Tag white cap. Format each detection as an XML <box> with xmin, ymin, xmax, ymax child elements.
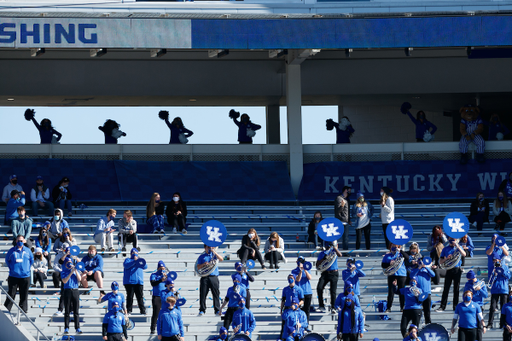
<box><xmin>35</xmin><ymin>247</ymin><xmax>43</xmax><ymax>254</ymax></box>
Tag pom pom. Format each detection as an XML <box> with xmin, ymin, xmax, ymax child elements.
<box><xmin>158</xmin><ymin>110</ymin><xmax>169</xmax><ymax>120</ymax></box>
<box><xmin>229</xmin><ymin>109</ymin><xmax>240</xmax><ymax>119</ymax></box>
<box><xmin>400</xmin><ymin>102</ymin><xmax>412</xmax><ymax>114</ymax></box>
<box><xmin>246</xmin><ymin>128</ymin><xmax>256</xmax><ymax>138</ymax></box>
<box><xmin>179</xmin><ymin>133</ymin><xmax>189</xmax><ymax>144</ymax></box>
<box><xmin>423</xmin><ymin>131</ymin><xmax>433</xmax><ymax>142</ymax></box>
<box><xmin>24</xmin><ymin>109</ymin><xmax>35</xmax><ymax>121</ymax></box>
<box><xmin>326</xmin><ymin>119</ymin><xmax>335</xmax><ymax>131</ymax></box>
<box><xmin>497</xmin><ymin>132</ymin><xmax>504</xmax><ymax>141</ymax></box>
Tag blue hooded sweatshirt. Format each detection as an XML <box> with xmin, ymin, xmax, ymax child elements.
<box><xmin>6</xmin><ymin>245</ymin><xmax>34</xmax><ymax>278</ymax></box>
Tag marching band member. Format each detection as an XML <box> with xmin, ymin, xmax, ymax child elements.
<box><xmin>437</xmin><ymin>237</ymin><xmax>466</xmax><ymax>312</ymax></box>
<box><xmin>231</xmin><ymin>298</ymin><xmax>256</xmax><ymax>338</ymax></box>
<box><xmin>160</xmin><ymin>278</ymin><xmax>180</xmax><ymax>312</ymax></box>
<box><xmin>409</xmin><ymin>258</ymin><xmax>435</xmax><ymax>324</ymax></box>
<box><xmin>464</xmin><ymin>270</ymin><xmax>488</xmax><ymax>341</ymax></box>
<box><xmin>150</xmin><ymin>261</ymin><xmax>168</xmax><ymax>334</ymax></box>
<box><xmin>336</xmin><ymin>294</ymin><xmax>364</xmax><ymax>341</ymax></box>
<box><xmin>157</xmin><ymin>296</ymin><xmax>185</xmax><ymax>341</ymax></box>
<box><xmin>282</xmin><ymin>297</ymin><xmax>308</xmax><ymax>341</ymax></box>
<box><xmin>234</xmin><ymin>262</ymin><xmax>254</xmax><ymax>309</ymax></box>
<box><xmin>216</xmin><ymin>327</ymin><xmax>228</xmax><ymax>341</ymax></box>
<box><xmin>123</xmin><ymin>248</ymin><xmax>147</xmax><ymax>316</ymax></box>
<box><xmin>487</xmin><ymin>254</ymin><xmax>511</xmax><ymax>328</ymax></box>
<box><xmin>398</xmin><ymin>277</ymin><xmax>423</xmax><ymax>337</ymax></box>
<box><xmin>402</xmin><ymin>324</ymin><xmax>422</xmax><ymax>341</ymax></box>
<box><xmin>219</xmin><ymin>274</ymin><xmax>248</xmax><ymax>329</ymax></box>
<box><xmin>102</xmin><ymin>301</ymin><xmax>127</xmax><ymax>341</ymax></box>
<box><xmin>317</xmin><ymin>240</ymin><xmax>342</xmax><ymax>313</ymax></box>
<box><xmin>342</xmin><ymin>258</ymin><xmax>366</xmax><ymax>301</ymax></box>
<box><xmin>292</xmin><ymin>256</ymin><xmax>313</xmax><ymax>321</ymax></box>
<box><xmin>198</xmin><ymin>244</ymin><xmax>224</xmax><ymax>316</ymax></box>
<box><xmin>500</xmin><ymin>289</ymin><xmax>512</xmax><ymax>341</ymax></box>
<box><xmin>99</xmin><ymin>281</ymin><xmax>127</xmax><ymax>315</ymax></box>
<box><xmin>335</xmin><ymin>282</ymin><xmax>361</xmax><ymax>310</ymax></box>
<box><xmin>486</xmin><ymin>234</ymin><xmax>510</xmax><ymax>280</ymax></box>
<box><xmin>61</xmin><ymin>257</ymin><xmax>82</xmax><ymax>334</ymax></box>
<box><xmin>280</xmin><ymin>273</ymin><xmax>304</xmax><ymax>338</ymax></box>
<box><xmin>381</xmin><ymin>243</ymin><xmax>409</xmax><ymax>312</ymax></box>
<box><xmin>451</xmin><ymin>290</ymin><xmax>486</xmax><ymax>341</ymax></box>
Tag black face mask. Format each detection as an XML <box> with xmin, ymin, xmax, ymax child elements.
<box><xmin>11</xmin><ymin>180</ymin><xmax>17</xmax><ymax>185</ymax></box>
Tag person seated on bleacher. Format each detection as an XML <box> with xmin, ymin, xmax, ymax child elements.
<box><xmin>30</xmin><ymin>175</ymin><xmax>55</xmax><ymax>217</ymax></box>
<box><xmin>291</xmin><ymin>256</ymin><xmax>313</xmax><ymax>321</ymax></box>
<box><xmin>80</xmin><ymin>245</ymin><xmax>105</xmax><ymax>289</ymax></box>
<box><xmin>5</xmin><ymin>189</ymin><xmax>26</xmax><ymax>226</ymax></box>
<box><xmin>4</xmin><ymin>235</ymin><xmax>33</xmax><ymax>313</ymax></box>
<box><xmin>460</xmin><ymin>234</ymin><xmax>475</xmax><ymax>268</ymax></box>
<box><xmin>219</xmin><ymin>274</ymin><xmax>248</xmax><ymax>329</ymax></box>
<box><xmin>264</xmin><ymin>231</ymin><xmax>286</xmax><ymax>269</ymax></box>
<box><xmin>150</xmin><ymin>261</ymin><xmax>168</xmax><ymax>334</ymax></box>
<box><xmin>485</xmin><ymin>234</ymin><xmax>510</xmax><ymax>281</ymax></box>
<box><xmin>95</xmin><ymin>209</ymin><xmax>117</xmax><ymax>252</ymax></box>
<box><xmin>53</xmin><ymin>227</ymin><xmax>77</xmax><ymax>253</ymax></box>
<box><xmin>52</xmin><ymin>177</ymin><xmax>73</xmax><ymax>217</ymax></box>
<box><xmin>334</xmin><ymin>282</ymin><xmax>361</xmax><ymax>310</ymax></box>
<box><xmin>234</xmin><ymin>262</ymin><xmax>255</xmax><ymax>309</ymax></box>
<box><xmin>11</xmin><ymin>206</ymin><xmax>33</xmax><ymax>249</ymax></box>
<box><xmin>157</xmin><ymin>296</ymin><xmax>185</xmax><ymax>341</ymax></box>
<box><xmin>231</xmin><ymin>298</ymin><xmax>256</xmax><ymax>338</ymax></box>
<box><xmin>48</xmin><ymin>208</ymin><xmax>70</xmax><ymax>242</ymax></box>
<box><xmin>2</xmin><ymin>174</ymin><xmax>23</xmax><ymax>204</ymax></box>
<box><xmin>493</xmin><ymin>191</ymin><xmax>512</xmax><ymax>233</ymax></box>
<box><xmin>426</xmin><ymin>225</ymin><xmax>448</xmax><ymax>268</ymax></box>
<box><xmin>237</xmin><ymin>228</ymin><xmax>266</xmax><ymax>270</ymax></box>
<box><xmin>147</xmin><ymin>192</ymin><xmax>165</xmax><ymax>234</ymax></box>
<box><xmin>118</xmin><ymin>210</ymin><xmax>139</xmax><ymax>255</ymax></box>
<box><xmin>307</xmin><ymin>211</ymin><xmax>323</xmax><ymax>249</ymax></box>
<box><xmin>216</xmin><ymin>327</ymin><xmax>228</xmax><ymax>341</ymax></box>
<box><xmin>60</xmin><ymin>257</ymin><xmax>83</xmax><ymax>334</ymax></box>
<box><xmin>165</xmin><ymin>192</ymin><xmax>188</xmax><ymax>234</ymax></box>
<box><xmin>123</xmin><ymin>248</ymin><xmax>147</xmax><ymax>315</ymax></box>
<box><xmin>31</xmin><ymin>247</ymin><xmax>48</xmax><ymax>289</ymax></box>
<box><xmin>102</xmin><ymin>301</ymin><xmax>128</xmax><ymax>341</ymax></box>
<box><xmin>469</xmin><ymin>192</ymin><xmax>490</xmax><ymax>235</ymax></box>
<box><xmin>336</xmin><ymin>294</ymin><xmax>364</xmax><ymax>341</ymax></box>
<box><xmin>282</xmin><ymin>297</ymin><xmax>308</xmax><ymax>341</ymax></box>
<box><xmin>36</xmin><ymin>223</ymin><xmax>52</xmax><ymax>266</ymax></box>
<box><xmin>99</xmin><ymin>281</ymin><xmax>128</xmax><ymax>316</ymax></box>
<box><xmin>342</xmin><ymin>258</ymin><xmax>366</xmax><ymax>302</ymax></box>
<box><xmin>402</xmin><ymin>324</ymin><xmax>422</xmax><ymax>341</ymax></box>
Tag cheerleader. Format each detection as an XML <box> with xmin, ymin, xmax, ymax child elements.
<box><xmin>158</xmin><ymin>111</ymin><xmax>194</xmax><ymax>144</ymax></box>
<box><xmin>336</xmin><ymin>295</ymin><xmax>364</xmax><ymax>341</ymax></box>
<box><xmin>451</xmin><ymin>290</ymin><xmax>486</xmax><ymax>341</ymax></box>
<box><xmin>229</xmin><ymin>110</ymin><xmax>261</xmax><ymax>144</ymax></box>
<box><xmin>25</xmin><ymin>109</ymin><xmax>62</xmax><ymax>144</ymax></box>
<box><xmin>326</xmin><ymin>117</ymin><xmax>355</xmax><ymax>144</ymax></box>
<box><xmin>99</xmin><ymin>119</ymin><xmax>126</xmax><ymax>144</ymax></box>
<box><xmin>381</xmin><ymin>243</ymin><xmax>409</xmax><ymax>312</ymax></box>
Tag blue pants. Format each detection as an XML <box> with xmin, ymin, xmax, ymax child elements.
<box><xmin>147</xmin><ymin>214</ymin><xmax>165</xmax><ymax>232</ymax></box>
<box><xmin>56</xmin><ymin>200</ymin><xmax>72</xmax><ymax>214</ymax></box>
<box><xmin>459</xmin><ymin>135</ymin><xmax>485</xmax><ymax>154</ymax></box>
<box><xmin>32</xmin><ymin>201</ymin><xmax>55</xmax><ymax>216</ymax></box>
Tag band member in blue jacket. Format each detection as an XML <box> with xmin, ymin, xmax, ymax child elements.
<box><xmin>160</xmin><ymin>278</ymin><xmax>180</xmax><ymax>312</ymax></box>
<box><xmin>451</xmin><ymin>290</ymin><xmax>486</xmax><ymax>341</ymax></box>
<box><xmin>282</xmin><ymin>297</ymin><xmax>308</xmax><ymax>341</ymax></box>
<box><xmin>437</xmin><ymin>237</ymin><xmax>466</xmax><ymax>312</ymax></box>
<box><xmin>219</xmin><ymin>274</ymin><xmax>248</xmax><ymax>329</ymax></box>
<box><xmin>464</xmin><ymin>270</ymin><xmax>488</xmax><ymax>341</ymax></box>
<box><xmin>292</xmin><ymin>256</ymin><xmax>313</xmax><ymax>321</ymax></box>
<box><xmin>123</xmin><ymin>248</ymin><xmax>147</xmax><ymax>315</ymax></box>
<box><xmin>402</xmin><ymin>324</ymin><xmax>422</xmax><ymax>341</ymax></box>
<box><xmin>157</xmin><ymin>296</ymin><xmax>185</xmax><ymax>341</ymax></box>
<box><xmin>342</xmin><ymin>258</ymin><xmax>366</xmax><ymax>300</ymax></box>
<box><xmin>397</xmin><ymin>277</ymin><xmax>423</xmax><ymax>337</ymax></box>
<box><xmin>216</xmin><ymin>327</ymin><xmax>228</xmax><ymax>341</ymax></box>
<box><xmin>61</xmin><ymin>257</ymin><xmax>83</xmax><ymax>334</ymax></box>
<box><xmin>500</xmin><ymin>290</ymin><xmax>512</xmax><ymax>341</ymax></box>
<box><xmin>198</xmin><ymin>244</ymin><xmax>224</xmax><ymax>316</ymax></box>
<box><xmin>337</xmin><ymin>294</ymin><xmax>364</xmax><ymax>341</ymax></box>
<box><xmin>487</xmin><ymin>254</ymin><xmax>511</xmax><ymax>328</ymax></box>
<box><xmin>99</xmin><ymin>281</ymin><xmax>127</xmax><ymax>315</ymax></box>
<box><xmin>4</xmin><ymin>235</ymin><xmax>34</xmax><ymax>313</ymax></box>
<box><xmin>382</xmin><ymin>243</ymin><xmax>409</xmax><ymax>312</ymax></box>
<box><xmin>102</xmin><ymin>301</ymin><xmax>127</xmax><ymax>341</ymax></box>
<box><xmin>335</xmin><ymin>282</ymin><xmax>361</xmax><ymax>310</ymax></box>
<box><xmin>409</xmin><ymin>258</ymin><xmax>435</xmax><ymax>324</ymax></box>
<box><xmin>150</xmin><ymin>261</ymin><xmax>168</xmax><ymax>334</ymax></box>
<box><xmin>231</xmin><ymin>298</ymin><xmax>256</xmax><ymax>337</ymax></box>
<box><xmin>317</xmin><ymin>240</ymin><xmax>342</xmax><ymax>314</ymax></box>
<box><xmin>234</xmin><ymin>262</ymin><xmax>254</xmax><ymax>308</ymax></box>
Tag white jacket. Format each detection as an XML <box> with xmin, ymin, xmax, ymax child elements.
<box><xmin>264</xmin><ymin>236</ymin><xmax>286</xmax><ymax>263</ymax></box>
<box><xmin>380</xmin><ymin>197</ymin><xmax>395</xmax><ymax>224</ymax></box>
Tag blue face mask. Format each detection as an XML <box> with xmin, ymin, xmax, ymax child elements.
<box><xmin>131</xmin><ymin>253</ymin><xmax>138</xmax><ymax>259</ymax></box>
<box><xmin>155</xmin><ymin>200</ymin><xmax>160</xmax><ymax>203</ymax></box>
<box><xmin>464</xmin><ymin>295</ymin><xmax>471</xmax><ymax>303</ymax></box>
<box><xmin>16</xmin><ymin>241</ymin><xmax>24</xmax><ymax>247</ymax></box>
<box><xmin>238</xmin><ymin>302</ymin><xmax>245</xmax><ymax>308</ymax></box>
<box><xmin>391</xmin><ymin>247</ymin><xmax>397</xmax><ymax>252</ymax></box>
<box><xmin>42</xmin><ymin>233</ymin><xmax>47</xmax><ymax>238</ymax></box>
<box><xmin>411</xmin><ymin>281</ymin><xmax>417</xmax><ymax>287</ymax></box>
<box><xmin>288</xmin><ymin>277</ymin><xmax>295</xmax><ymax>285</ymax></box>
<box><xmin>220</xmin><ymin>334</ymin><xmax>228</xmax><ymax>340</ymax></box>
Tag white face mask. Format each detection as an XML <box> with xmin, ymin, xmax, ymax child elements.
<box><xmin>173</xmin><ymin>197</ymin><xmax>179</xmax><ymax>202</ymax></box>
<box><xmin>248</xmin><ymin>233</ymin><xmax>255</xmax><ymax>239</ymax></box>
<box><xmin>380</xmin><ymin>192</ymin><xmax>384</xmax><ymax>196</ymax></box>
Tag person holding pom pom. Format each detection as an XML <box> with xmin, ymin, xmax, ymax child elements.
<box><xmin>25</xmin><ymin>109</ymin><xmax>62</xmax><ymax>144</ymax></box>
<box><xmin>159</xmin><ymin>111</ymin><xmax>194</xmax><ymax>144</ymax></box>
<box><xmin>326</xmin><ymin>117</ymin><xmax>355</xmax><ymax>144</ymax></box>
<box><xmin>400</xmin><ymin>103</ymin><xmax>437</xmax><ymax>142</ymax></box>
<box><xmin>486</xmin><ymin>113</ymin><xmax>509</xmax><ymax>141</ymax></box>
<box><xmin>99</xmin><ymin>119</ymin><xmax>126</xmax><ymax>144</ymax></box>
<box><xmin>229</xmin><ymin>109</ymin><xmax>261</xmax><ymax>144</ymax></box>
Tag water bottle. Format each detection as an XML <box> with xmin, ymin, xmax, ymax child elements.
<box><xmin>296</xmin><ymin>233</ymin><xmax>299</xmax><ymax>242</ymax></box>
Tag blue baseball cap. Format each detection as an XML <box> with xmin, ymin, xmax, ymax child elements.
<box><xmin>220</xmin><ymin>327</ymin><xmax>228</xmax><ymax>334</ymax></box>
<box><xmin>111</xmin><ymin>281</ymin><xmax>119</xmax><ymax>291</ymax></box>
<box><xmin>466</xmin><ymin>270</ymin><xmax>476</xmax><ymax>280</ymax></box>
<box><xmin>158</xmin><ymin>261</ymin><xmax>166</xmax><ymax>268</ymax></box>
<box><xmin>232</xmin><ymin>274</ymin><xmax>242</xmax><ymax>283</ymax></box>
<box><xmin>165</xmin><ymin>278</ymin><xmax>174</xmax><ymax>285</ymax></box>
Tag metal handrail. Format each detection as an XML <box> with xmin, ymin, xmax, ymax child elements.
<box><xmin>0</xmin><ymin>285</ymin><xmax>52</xmax><ymax>341</ymax></box>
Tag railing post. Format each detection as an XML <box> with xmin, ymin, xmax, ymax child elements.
<box><xmin>401</xmin><ymin>142</ymin><xmax>404</xmax><ymax>160</ymax></box>
<box><xmin>120</xmin><ymin>144</ymin><xmax>123</xmax><ymax>160</ymax></box>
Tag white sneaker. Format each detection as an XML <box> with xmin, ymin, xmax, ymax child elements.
<box><xmin>182</xmin><ymin>230</ymin><xmax>187</xmax><ymax>234</ymax></box>
<box><xmin>160</xmin><ymin>230</ymin><xmax>165</xmax><ymax>234</ymax></box>
<box><xmin>173</xmin><ymin>228</ymin><xmax>177</xmax><ymax>234</ymax></box>
<box><xmin>432</xmin><ymin>287</ymin><xmax>442</xmax><ymax>293</ymax></box>
<box><xmin>54</xmin><ymin>311</ymin><xmax>63</xmax><ymax>316</ymax></box>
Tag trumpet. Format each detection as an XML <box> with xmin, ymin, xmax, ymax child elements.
<box><xmin>473</xmin><ymin>279</ymin><xmax>486</xmax><ymax>291</ymax></box>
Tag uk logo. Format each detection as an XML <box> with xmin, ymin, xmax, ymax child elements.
<box><xmin>392</xmin><ymin>225</ymin><xmax>409</xmax><ymax>239</ymax></box>
<box><xmin>423</xmin><ymin>332</ymin><xmax>441</xmax><ymax>341</ymax></box>
<box><xmin>321</xmin><ymin>223</ymin><xmax>340</xmax><ymax>237</ymax></box>
<box><xmin>448</xmin><ymin>218</ymin><xmax>465</xmax><ymax>233</ymax></box>
<box><xmin>206</xmin><ymin>226</ymin><xmax>223</xmax><ymax>242</ymax></box>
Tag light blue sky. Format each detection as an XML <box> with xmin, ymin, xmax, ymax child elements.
<box><xmin>1</xmin><ymin>106</ymin><xmax>339</xmax><ymax>144</ymax></box>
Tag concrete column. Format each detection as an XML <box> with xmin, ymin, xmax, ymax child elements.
<box><xmin>266</xmin><ymin>105</ymin><xmax>281</xmax><ymax>144</ymax></box>
<box><xmin>286</xmin><ymin>63</ymin><xmax>303</xmax><ymax>197</ymax></box>
<box><xmin>338</xmin><ymin>105</ymin><xmax>344</xmax><ymax>122</ymax></box>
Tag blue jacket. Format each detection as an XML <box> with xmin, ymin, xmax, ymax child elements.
<box><xmin>101</xmin><ymin>292</ymin><xmax>126</xmax><ymax>312</ymax></box>
<box><xmin>337</xmin><ymin>307</ymin><xmax>364</xmax><ymax>334</ymax></box>
<box><xmin>35</xmin><ymin>238</ymin><xmax>52</xmax><ymax>254</ymax></box>
<box><xmin>406</xmin><ymin>112</ymin><xmax>437</xmax><ymax>139</ymax></box>
<box><xmin>334</xmin><ymin>123</ymin><xmax>355</xmax><ymax>144</ymax></box>
<box><xmin>81</xmin><ymin>254</ymin><xmax>104</xmax><ymax>273</ymax></box>
<box><xmin>150</xmin><ymin>270</ymin><xmax>167</xmax><ymax>296</ymax></box>
<box><xmin>6</xmin><ymin>245</ymin><xmax>34</xmax><ymax>278</ymax></box>
<box><xmin>463</xmin><ymin>280</ymin><xmax>488</xmax><ymax>307</ymax></box>
<box><xmin>490</xmin><ymin>264</ymin><xmax>511</xmax><ymax>294</ymax></box>
<box><xmin>233</xmin><ymin>118</ymin><xmax>261</xmax><ymax>143</ymax></box>
<box><xmin>399</xmin><ymin>286</ymin><xmax>423</xmax><ymax>310</ymax></box>
<box><xmin>334</xmin><ymin>292</ymin><xmax>361</xmax><ymax>310</ymax></box>
<box><xmin>351</xmin><ymin>202</ymin><xmax>374</xmax><ymax>229</ymax></box>
<box><xmin>502</xmin><ymin>302</ymin><xmax>512</xmax><ymax>328</ymax></box>
<box><xmin>102</xmin><ymin>310</ymin><xmax>126</xmax><ymax>334</ymax></box>
<box><xmin>282</xmin><ymin>285</ymin><xmax>304</xmax><ymax>307</ymax></box>
<box><xmin>486</xmin><ymin>245</ymin><xmax>504</xmax><ymax>279</ymax></box>
<box><xmin>157</xmin><ymin>307</ymin><xmax>184</xmax><ymax>337</ymax></box>
<box><xmin>403</xmin><ymin>336</ymin><xmax>423</xmax><ymax>341</ymax></box>
<box><xmin>5</xmin><ymin>195</ymin><xmax>26</xmax><ymax>221</ymax></box>
<box><xmin>460</xmin><ymin>236</ymin><xmax>475</xmax><ymax>257</ymax></box>
<box><xmin>281</xmin><ymin>308</ymin><xmax>308</xmax><ymax>339</ymax></box>
<box><xmin>123</xmin><ymin>258</ymin><xmax>147</xmax><ymax>285</ymax></box>
<box><xmin>31</xmin><ymin>118</ymin><xmax>62</xmax><ymax>144</ymax></box>
<box><xmin>409</xmin><ymin>266</ymin><xmax>435</xmax><ymax>294</ymax></box>
<box><xmin>231</xmin><ymin>307</ymin><xmax>256</xmax><ymax>337</ymax></box>
<box><xmin>291</xmin><ymin>268</ymin><xmax>312</xmax><ymax>295</ymax></box>
<box><xmin>166</xmin><ymin>120</ymin><xmax>194</xmax><ymax>144</ymax></box>
<box><xmin>197</xmin><ymin>251</ymin><xmax>219</xmax><ymax>277</ymax></box>
<box><xmin>160</xmin><ymin>289</ymin><xmax>182</xmax><ymax>313</ymax></box>
<box><xmin>342</xmin><ymin>268</ymin><xmax>365</xmax><ymax>296</ymax></box>
<box><xmin>226</xmin><ymin>285</ymin><xmax>247</xmax><ymax>308</ymax></box>
<box><xmin>61</xmin><ymin>267</ymin><xmax>80</xmax><ymax>289</ymax></box>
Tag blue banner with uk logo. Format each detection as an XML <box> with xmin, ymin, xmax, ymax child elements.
<box><xmin>443</xmin><ymin>212</ymin><xmax>470</xmax><ymax>239</ymax></box>
<box><xmin>200</xmin><ymin>220</ymin><xmax>227</xmax><ymax>247</ymax></box>
<box><xmin>316</xmin><ymin>217</ymin><xmax>344</xmax><ymax>242</ymax></box>
<box><xmin>386</xmin><ymin>219</ymin><xmax>413</xmax><ymax>245</ymax></box>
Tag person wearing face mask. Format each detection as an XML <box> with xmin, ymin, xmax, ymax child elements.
<box><xmin>451</xmin><ymin>291</ymin><xmax>486</xmax><ymax>341</ymax></box>
<box><xmin>397</xmin><ymin>277</ymin><xmax>423</xmax><ymax>337</ymax></box>
<box><xmin>282</xmin><ymin>297</ymin><xmax>308</xmax><ymax>341</ymax></box>
<box><xmin>379</xmin><ymin>187</ymin><xmax>395</xmax><ymax>250</ymax></box>
<box><xmin>292</xmin><ymin>256</ymin><xmax>313</xmax><ymax>321</ymax></box>
<box><xmin>498</xmin><ymin>171</ymin><xmax>512</xmax><ymax>198</ymax></box>
<box><xmin>157</xmin><ymin>296</ymin><xmax>185</xmax><ymax>341</ymax></box>
<box><xmin>219</xmin><ymin>274</ymin><xmax>248</xmax><ymax>329</ymax></box>
<box><xmin>409</xmin><ymin>256</ymin><xmax>435</xmax><ymax>325</ymax></box>
<box><xmin>5</xmin><ymin>189</ymin><xmax>26</xmax><ymax>226</ymax></box>
<box><xmin>2</xmin><ymin>174</ymin><xmax>23</xmax><ymax>204</ymax></box>
<box><xmin>317</xmin><ymin>240</ymin><xmax>343</xmax><ymax>314</ymax></box>
<box><xmin>486</xmin><ymin>113</ymin><xmax>510</xmax><ymax>141</ymax></box>
<box><xmin>469</xmin><ymin>192</ymin><xmax>490</xmax><ymax>234</ymax></box>
<box><xmin>230</xmin><ymin>110</ymin><xmax>261</xmax><ymax>144</ymax></box>
<box><xmin>52</xmin><ymin>177</ymin><xmax>73</xmax><ymax>217</ymax></box>
<box><xmin>102</xmin><ymin>301</ymin><xmax>128</xmax><ymax>341</ymax></box>
<box><xmin>30</xmin><ymin>175</ymin><xmax>54</xmax><ymax>217</ymax></box>
<box><xmin>459</xmin><ymin>234</ymin><xmax>475</xmax><ymax>267</ymax></box>
<box><xmin>61</xmin><ymin>256</ymin><xmax>83</xmax><ymax>334</ymax></box>
<box><xmin>4</xmin><ymin>235</ymin><xmax>34</xmax><ymax>313</ymax></box>
<box><xmin>486</xmin><ymin>234</ymin><xmax>510</xmax><ymax>280</ymax></box>
<box><xmin>237</xmin><ymin>229</ymin><xmax>266</xmax><ymax>269</ymax></box>
<box><xmin>335</xmin><ymin>282</ymin><xmax>361</xmax><ymax>310</ymax></box>
<box><xmin>198</xmin><ymin>244</ymin><xmax>224</xmax><ymax>316</ymax></box>
<box><xmin>159</xmin><ymin>112</ymin><xmax>194</xmax><ymax>145</ymax></box>
<box><xmin>500</xmin><ymin>290</ymin><xmax>512</xmax><ymax>341</ymax></box>
<box><xmin>51</xmin><ymin>243</ymin><xmax>72</xmax><ymax>316</ymax></box>
<box><xmin>493</xmin><ymin>191</ymin><xmax>512</xmax><ymax>232</ymax></box>
<box><xmin>31</xmin><ymin>247</ymin><xmax>48</xmax><ymax>289</ymax></box>
<box><xmin>426</xmin><ymin>225</ymin><xmax>448</xmax><ymax>270</ymax></box>
<box><xmin>464</xmin><ymin>270</ymin><xmax>488</xmax><ymax>341</ymax></box>
<box><xmin>342</xmin><ymin>258</ymin><xmax>366</xmax><ymax>300</ymax></box>
<box><xmin>216</xmin><ymin>327</ymin><xmax>228</xmax><ymax>341</ymax></box>
<box><xmin>99</xmin><ymin>119</ymin><xmax>127</xmax><ymax>144</ymax></box>
<box><xmin>279</xmin><ymin>274</ymin><xmax>305</xmax><ymax>339</ymax></box>
<box><xmin>123</xmin><ymin>248</ymin><xmax>147</xmax><ymax>316</ymax></box>
<box><xmin>382</xmin><ymin>243</ymin><xmax>409</xmax><ymax>312</ymax></box>
<box><xmin>402</xmin><ymin>324</ymin><xmax>422</xmax><ymax>341</ymax></box>
<box><xmin>25</xmin><ymin>110</ymin><xmax>63</xmax><ymax>144</ymax></box>
<box><xmin>231</xmin><ymin>298</ymin><xmax>256</xmax><ymax>337</ymax></box>
<box><xmin>352</xmin><ymin>191</ymin><xmax>374</xmax><ymax>252</ymax></box>
<box><xmin>53</xmin><ymin>227</ymin><xmax>77</xmax><ymax>253</ymax></box>
<box><xmin>99</xmin><ymin>281</ymin><xmax>128</xmax><ymax>316</ymax></box>
<box><xmin>11</xmin><ymin>206</ymin><xmax>33</xmax><ymax>249</ymax></box>
<box><xmin>264</xmin><ymin>232</ymin><xmax>286</xmax><ymax>269</ymax></box>
<box><xmin>402</xmin><ymin>108</ymin><xmax>438</xmax><ymax>142</ymax></box>
<box><xmin>118</xmin><ymin>210</ymin><xmax>139</xmax><ymax>255</ymax></box>
<box><xmin>233</xmin><ymin>262</ymin><xmax>254</xmax><ymax>309</ymax></box>
<box><xmin>81</xmin><ymin>245</ymin><xmax>105</xmax><ymax>289</ymax></box>
<box><xmin>36</xmin><ymin>223</ymin><xmax>52</xmax><ymax>266</ymax></box>
<box><xmin>307</xmin><ymin>211</ymin><xmax>323</xmax><ymax>249</ymax></box>
<box><xmin>147</xmin><ymin>192</ymin><xmax>165</xmax><ymax>234</ymax></box>
<box><xmin>336</xmin><ymin>295</ymin><xmax>364</xmax><ymax>341</ymax></box>
<box><xmin>48</xmin><ymin>208</ymin><xmax>69</xmax><ymax>242</ymax></box>
<box><xmin>335</xmin><ymin>186</ymin><xmax>352</xmax><ymax>254</ymax></box>
<box><xmin>165</xmin><ymin>192</ymin><xmax>188</xmax><ymax>234</ymax></box>
<box><xmin>487</xmin><ymin>254</ymin><xmax>511</xmax><ymax>329</ymax></box>
<box><xmin>150</xmin><ymin>261</ymin><xmax>169</xmax><ymax>334</ymax></box>
<box><xmin>436</xmin><ymin>237</ymin><xmax>466</xmax><ymax>312</ymax></box>
<box><xmin>95</xmin><ymin>209</ymin><xmax>117</xmax><ymax>252</ymax></box>
<box><xmin>160</xmin><ymin>278</ymin><xmax>181</xmax><ymax>313</ymax></box>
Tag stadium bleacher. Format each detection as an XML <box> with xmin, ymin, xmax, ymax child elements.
<box><xmin>0</xmin><ymin>202</ymin><xmax>508</xmax><ymax>341</ymax></box>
